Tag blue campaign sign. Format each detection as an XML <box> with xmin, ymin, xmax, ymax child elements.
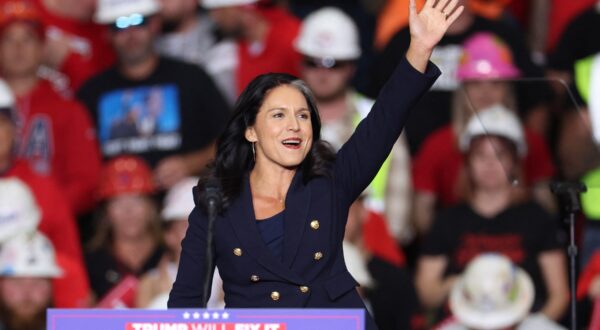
<box><xmin>47</xmin><ymin>309</ymin><xmax>365</xmax><ymax>330</ymax></box>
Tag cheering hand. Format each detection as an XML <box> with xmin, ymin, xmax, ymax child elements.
<box><xmin>406</xmin><ymin>0</ymin><xmax>464</xmax><ymax>72</ymax></box>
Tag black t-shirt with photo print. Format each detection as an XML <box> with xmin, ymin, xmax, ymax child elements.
<box><xmin>422</xmin><ymin>201</ymin><xmax>564</xmax><ymax>312</ymax></box>
<box><xmin>77</xmin><ymin>56</ymin><xmax>230</xmax><ymax>168</ymax></box>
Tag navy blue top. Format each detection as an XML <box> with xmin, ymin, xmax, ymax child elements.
<box><xmin>256</xmin><ymin>212</ymin><xmax>285</xmax><ymax>261</ymax></box>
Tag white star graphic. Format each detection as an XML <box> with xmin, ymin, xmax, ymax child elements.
<box><xmin>203</xmin><ymin>312</ymin><xmax>211</xmax><ymax>319</ymax></box>
<box><xmin>222</xmin><ymin>312</ymin><xmax>230</xmax><ymax>320</ymax></box>
<box><xmin>183</xmin><ymin>312</ymin><xmax>190</xmax><ymax>319</ymax></box>
<box><xmin>192</xmin><ymin>312</ymin><xmax>201</xmax><ymax>319</ymax></box>
<box><xmin>212</xmin><ymin>312</ymin><xmax>220</xmax><ymax>319</ymax></box>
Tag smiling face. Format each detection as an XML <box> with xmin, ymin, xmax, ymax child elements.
<box><xmin>245</xmin><ymin>85</ymin><xmax>313</xmax><ymax>171</ymax></box>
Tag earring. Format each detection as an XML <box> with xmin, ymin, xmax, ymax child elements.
<box><xmin>251</xmin><ymin>142</ymin><xmax>256</xmax><ymax>161</ymax></box>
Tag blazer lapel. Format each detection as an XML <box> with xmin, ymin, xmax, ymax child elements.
<box><xmin>225</xmin><ymin>175</ymin><xmax>304</xmax><ymax>284</ymax></box>
<box><xmin>282</xmin><ymin>171</ymin><xmax>311</xmax><ymax>268</ymax></box>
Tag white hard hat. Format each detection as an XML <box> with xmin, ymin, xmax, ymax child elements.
<box><xmin>459</xmin><ymin>104</ymin><xmax>527</xmax><ymax>157</ymax></box>
<box><xmin>295</xmin><ymin>7</ymin><xmax>361</xmax><ymax>61</ymax></box>
<box><xmin>0</xmin><ymin>178</ymin><xmax>41</xmax><ymax>244</ymax></box>
<box><xmin>201</xmin><ymin>0</ymin><xmax>257</xmax><ymax>9</ymax></box>
<box><xmin>94</xmin><ymin>0</ymin><xmax>160</xmax><ymax>24</ymax></box>
<box><xmin>450</xmin><ymin>253</ymin><xmax>534</xmax><ymax>330</ymax></box>
<box><xmin>0</xmin><ymin>231</ymin><xmax>63</xmax><ymax>278</ymax></box>
<box><xmin>161</xmin><ymin>177</ymin><xmax>198</xmax><ymax>221</ymax></box>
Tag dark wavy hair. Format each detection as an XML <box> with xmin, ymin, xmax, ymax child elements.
<box><xmin>198</xmin><ymin>73</ymin><xmax>335</xmax><ymax>211</ymax></box>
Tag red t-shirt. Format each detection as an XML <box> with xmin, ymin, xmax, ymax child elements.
<box><xmin>412</xmin><ymin>125</ymin><xmax>555</xmax><ymax>207</ymax></box>
<box><xmin>236</xmin><ymin>7</ymin><xmax>301</xmax><ymax>94</ymax></box>
<box><xmin>15</xmin><ymin>80</ymin><xmax>102</xmax><ymax>214</ymax></box>
<box><xmin>34</xmin><ymin>0</ymin><xmax>116</xmax><ymax>92</ymax></box>
<box><xmin>3</xmin><ymin>161</ymin><xmax>91</xmax><ymax>307</ymax></box>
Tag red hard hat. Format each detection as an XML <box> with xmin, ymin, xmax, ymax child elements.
<box><xmin>0</xmin><ymin>1</ymin><xmax>43</xmax><ymax>36</ymax></box>
<box><xmin>98</xmin><ymin>156</ymin><xmax>155</xmax><ymax>201</ymax></box>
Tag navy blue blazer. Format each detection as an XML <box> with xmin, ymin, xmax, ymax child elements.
<box><xmin>168</xmin><ymin>57</ymin><xmax>440</xmax><ymax>329</ymax></box>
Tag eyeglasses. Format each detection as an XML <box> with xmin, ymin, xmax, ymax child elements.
<box><xmin>111</xmin><ymin>13</ymin><xmax>148</xmax><ymax>31</ymax></box>
<box><xmin>302</xmin><ymin>57</ymin><xmax>352</xmax><ymax>70</ymax></box>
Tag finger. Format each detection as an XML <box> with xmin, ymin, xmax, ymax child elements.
<box><xmin>433</xmin><ymin>0</ymin><xmax>450</xmax><ymax>10</ymax></box>
<box><xmin>424</xmin><ymin>0</ymin><xmax>436</xmax><ymax>8</ymax></box>
<box><xmin>442</xmin><ymin>0</ymin><xmax>459</xmax><ymax>14</ymax></box>
<box><xmin>409</xmin><ymin>0</ymin><xmax>417</xmax><ymax>14</ymax></box>
<box><xmin>446</xmin><ymin>5</ymin><xmax>464</xmax><ymax>26</ymax></box>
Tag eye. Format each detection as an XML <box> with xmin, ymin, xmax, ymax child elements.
<box><xmin>272</xmin><ymin>112</ymin><xmax>284</xmax><ymax>118</ymax></box>
<box><xmin>298</xmin><ymin>112</ymin><xmax>310</xmax><ymax>120</ymax></box>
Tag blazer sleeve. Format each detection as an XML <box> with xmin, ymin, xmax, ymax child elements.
<box><xmin>168</xmin><ymin>206</ymin><xmax>215</xmax><ymax>307</ymax></box>
<box><xmin>334</xmin><ymin>56</ymin><xmax>440</xmax><ymax>207</ymax></box>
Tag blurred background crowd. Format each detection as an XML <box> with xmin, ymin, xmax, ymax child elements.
<box><xmin>0</xmin><ymin>0</ymin><xmax>599</xmax><ymax>329</ymax></box>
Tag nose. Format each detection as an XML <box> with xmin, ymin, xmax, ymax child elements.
<box><xmin>287</xmin><ymin>115</ymin><xmax>300</xmax><ymax>131</ymax></box>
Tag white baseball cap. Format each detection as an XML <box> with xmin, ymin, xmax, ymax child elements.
<box><xmin>459</xmin><ymin>104</ymin><xmax>527</xmax><ymax>157</ymax></box>
<box><xmin>0</xmin><ymin>231</ymin><xmax>63</xmax><ymax>278</ymax></box>
<box><xmin>0</xmin><ymin>178</ymin><xmax>41</xmax><ymax>244</ymax></box>
<box><xmin>450</xmin><ymin>253</ymin><xmax>534</xmax><ymax>330</ymax></box>
<box><xmin>201</xmin><ymin>0</ymin><xmax>257</xmax><ymax>9</ymax></box>
<box><xmin>161</xmin><ymin>177</ymin><xmax>199</xmax><ymax>221</ymax></box>
<box><xmin>94</xmin><ymin>0</ymin><xmax>160</xmax><ymax>24</ymax></box>
<box><xmin>295</xmin><ymin>7</ymin><xmax>361</xmax><ymax>61</ymax></box>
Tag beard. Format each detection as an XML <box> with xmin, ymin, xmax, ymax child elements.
<box><xmin>117</xmin><ymin>43</ymin><xmax>155</xmax><ymax>67</ymax></box>
<box><xmin>0</xmin><ymin>298</ymin><xmax>49</xmax><ymax>330</ymax></box>
<box><xmin>161</xmin><ymin>18</ymin><xmax>183</xmax><ymax>34</ymax></box>
<box><xmin>215</xmin><ymin>25</ymin><xmax>244</xmax><ymax>40</ymax></box>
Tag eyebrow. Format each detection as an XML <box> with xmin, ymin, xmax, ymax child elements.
<box><xmin>266</xmin><ymin>107</ymin><xmax>310</xmax><ymax>113</ymax></box>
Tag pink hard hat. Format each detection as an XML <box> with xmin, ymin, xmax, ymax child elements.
<box><xmin>457</xmin><ymin>32</ymin><xmax>521</xmax><ymax>81</ymax></box>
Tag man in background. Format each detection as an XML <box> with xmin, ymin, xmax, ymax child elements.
<box><xmin>156</xmin><ymin>0</ymin><xmax>237</xmax><ymax>104</ymax></box>
<box><xmin>202</xmin><ymin>0</ymin><xmax>301</xmax><ymax>95</ymax></box>
<box><xmin>78</xmin><ymin>0</ymin><xmax>230</xmax><ymax>189</ymax></box>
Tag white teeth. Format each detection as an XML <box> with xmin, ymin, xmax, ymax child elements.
<box><xmin>282</xmin><ymin>139</ymin><xmax>301</xmax><ymax>145</ymax></box>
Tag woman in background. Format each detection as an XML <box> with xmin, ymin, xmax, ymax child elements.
<box><xmin>416</xmin><ymin>106</ymin><xmax>568</xmax><ymax>324</ymax></box>
<box><xmin>86</xmin><ymin>156</ymin><xmax>164</xmax><ymax>306</ymax></box>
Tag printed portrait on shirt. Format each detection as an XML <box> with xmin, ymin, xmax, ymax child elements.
<box><xmin>97</xmin><ymin>84</ymin><xmax>181</xmax><ymax>157</ymax></box>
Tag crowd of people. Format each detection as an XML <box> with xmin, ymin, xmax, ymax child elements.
<box><xmin>0</xmin><ymin>0</ymin><xmax>599</xmax><ymax>329</ymax></box>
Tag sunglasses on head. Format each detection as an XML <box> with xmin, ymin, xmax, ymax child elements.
<box><xmin>302</xmin><ymin>57</ymin><xmax>351</xmax><ymax>70</ymax></box>
<box><xmin>111</xmin><ymin>13</ymin><xmax>148</xmax><ymax>31</ymax></box>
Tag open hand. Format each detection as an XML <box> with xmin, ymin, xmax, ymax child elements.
<box><xmin>406</xmin><ymin>0</ymin><xmax>464</xmax><ymax>72</ymax></box>
<box><xmin>409</xmin><ymin>0</ymin><xmax>464</xmax><ymax>51</ymax></box>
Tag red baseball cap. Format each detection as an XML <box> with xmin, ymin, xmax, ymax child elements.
<box><xmin>0</xmin><ymin>0</ymin><xmax>44</xmax><ymax>39</ymax></box>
